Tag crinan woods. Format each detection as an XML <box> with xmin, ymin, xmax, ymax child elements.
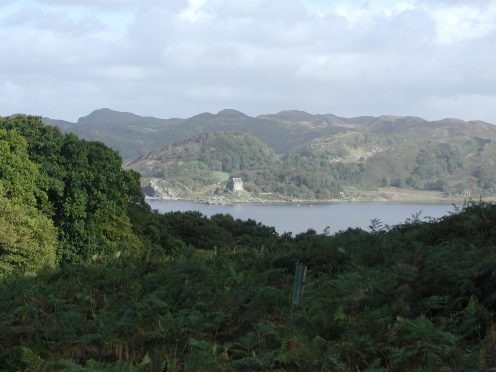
<box><xmin>1</xmin><ymin>116</ymin><xmax>496</xmax><ymax>370</ymax></box>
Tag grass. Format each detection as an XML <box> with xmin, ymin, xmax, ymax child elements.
<box><xmin>212</xmin><ymin>171</ymin><xmax>230</xmax><ymax>182</ymax></box>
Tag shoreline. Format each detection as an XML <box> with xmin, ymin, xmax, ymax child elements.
<box><xmin>143</xmin><ymin>179</ymin><xmax>495</xmax><ymax>206</ymax></box>
<box><xmin>144</xmin><ymin>186</ymin><xmax>495</xmax><ymax>206</ymax></box>
<box><xmin>145</xmin><ymin>195</ymin><xmax>484</xmax><ymax>206</ymax></box>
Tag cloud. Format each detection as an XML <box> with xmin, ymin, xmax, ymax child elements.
<box><xmin>1</xmin><ymin>5</ymin><xmax>105</xmax><ymax>35</ymax></box>
<box><xmin>37</xmin><ymin>0</ymin><xmax>174</xmax><ymax>9</ymax></box>
<box><xmin>431</xmin><ymin>4</ymin><xmax>496</xmax><ymax>44</ymax></box>
<box><xmin>0</xmin><ymin>0</ymin><xmax>495</xmax><ymax>124</ymax></box>
<box><xmin>180</xmin><ymin>0</ymin><xmax>209</xmax><ymax>22</ymax></box>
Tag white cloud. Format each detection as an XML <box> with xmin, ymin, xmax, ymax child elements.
<box><xmin>315</xmin><ymin>1</ymin><xmax>416</xmax><ymax>21</ymax></box>
<box><xmin>180</xmin><ymin>0</ymin><xmax>209</xmax><ymax>22</ymax></box>
<box><xmin>431</xmin><ymin>5</ymin><xmax>496</xmax><ymax>44</ymax></box>
<box><xmin>0</xmin><ymin>0</ymin><xmax>495</xmax><ymax>124</ymax></box>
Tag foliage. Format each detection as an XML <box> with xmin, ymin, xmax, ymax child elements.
<box><xmin>0</xmin><ymin>192</ymin><xmax>57</xmax><ymax>277</ymax></box>
<box><xmin>2</xmin><ymin>116</ymin><xmax>496</xmax><ymax>370</ymax></box>
<box><xmin>2</xmin><ymin>202</ymin><xmax>496</xmax><ymax>370</ymax></box>
<box><xmin>0</xmin><ymin>115</ymin><xmax>142</xmax><ymax>263</ymax></box>
<box><xmin>0</xmin><ymin>128</ymin><xmax>57</xmax><ymax>277</ymax></box>
<box><xmin>0</xmin><ymin>128</ymin><xmax>42</xmax><ymax>206</ymax></box>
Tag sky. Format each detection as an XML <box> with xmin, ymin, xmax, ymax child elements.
<box><xmin>0</xmin><ymin>0</ymin><xmax>495</xmax><ymax>123</ymax></box>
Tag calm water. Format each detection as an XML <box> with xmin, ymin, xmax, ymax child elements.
<box><xmin>147</xmin><ymin>200</ymin><xmax>456</xmax><ymax>235</ymax></box>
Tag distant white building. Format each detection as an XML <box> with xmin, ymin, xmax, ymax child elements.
<box><xmin>226</xmin><ymin>177</ymin><xmax>243</xmax><ymax>193</ymax></box>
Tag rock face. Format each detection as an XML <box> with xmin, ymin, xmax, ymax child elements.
<box><xmin>142</xmin><ymin>178</ymin><xmax>190</xmax><ymax>199</ymax></box>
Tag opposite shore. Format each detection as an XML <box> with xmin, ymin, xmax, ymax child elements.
<box><xmin>145</xmin><ymin>186</ymin><xmax>495</xmax><ymax>206</ymax></box>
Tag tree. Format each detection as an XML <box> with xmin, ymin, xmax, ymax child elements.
<box><xmin>0</xmin><ymin>129</ymin><xmax>41</xmax><ymax>206</ymax></box>
<box><xmin>0</xmin><ymin>128</ymin><xmax>56</xmax><ymax>276</ymax></box>
<box><xmin>0</xmin><ymin>193</ymin><xmax>57</xmax><ymax>277</ymax></box>
<box><xmin>0</xmin><ymin>116</ymin><xmax>143</xmax><ymax>263</ymax></box>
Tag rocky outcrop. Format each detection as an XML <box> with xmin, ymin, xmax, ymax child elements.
<box><xmin>142</xmin><ymin>178</ymin><xmax>191</xmax><ymax>199</ymax></box>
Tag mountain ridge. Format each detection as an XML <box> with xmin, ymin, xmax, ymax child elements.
<box><xmin>43</xmin><ymin>107</ymin><xmax>496</xmax><ymax>128</ymax></box>
<box><xmin>43</xmin><ymin>108</ymin><xmax>495</xmax><ymax>161</ymax></box>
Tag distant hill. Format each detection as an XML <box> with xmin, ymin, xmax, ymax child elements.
<box><xmin>43</xmin><ymin>108</ymin><xmax>496</xmax><ymax>200</ymax></box>
<box><xmin>41</xmin><ymin>117</ymin><xmax>74</xmax><ymax>129</ymax></box>
<box><xmin>284</xmin><ymin>129</ymin><xmax>496</xmax><ymax>194</ymax></box>
<box><xmin>44</xmin><ymin>108</ymin><xmax>495</xmax><ymax>161</ymax></box>
<box><xmin>127</xmin><ymin>131</ymin><xmax>279</xmax><ymax>198</ymax></box>
<box><xmin>44</xmin><ymin>108</ymin><xmax>368</xmax><ymax>160</ymax></box>
<box><xmin>129</xmin><ymin>131</ymin><xmax>277</xmax><ymax>173</ymax></box>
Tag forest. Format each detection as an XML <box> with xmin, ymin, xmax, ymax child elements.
<box><xmin>1</xmin><ymin>115</ymin><xmax>496</xmax><ymax>370</ymax></box>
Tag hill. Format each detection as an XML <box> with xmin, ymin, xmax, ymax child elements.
<box><xmin>43</xmin><ymin>108</ymin><xmax>365</xmax><ymax>160</ymax></box>
<box><xmin>281</xmin><ymin>126</ymin><xmax>496</xmax><ymax>198</ymax></box>
<box><xmin>130</xmin><ymin>123</ymin><xmax>496</xmax><ymax>201</ymax></box>
<box><xmin>44</xmin><ymin>108</ymin><xmax>496</xmax><ymax>200</ymax></box>
<box><xmin>45</xmin><ymin>108</ymin><xmax>496</xmax><ymax>162</ymax></box>
<box><xmin>127</xmin><ymin>131</ymin><xmax>279</xmax><ymax>198</ymax></box>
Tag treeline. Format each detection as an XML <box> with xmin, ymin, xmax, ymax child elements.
<box><xmin>1</xmin><ymin>116</ymin><xmax>496</xmax><ymax>370</ymax></box>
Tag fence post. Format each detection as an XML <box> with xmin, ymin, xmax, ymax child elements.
<box><xmin>291</xmin><ymin>262</ymin><xmax>307</xmax><ymax>306</ymax></box>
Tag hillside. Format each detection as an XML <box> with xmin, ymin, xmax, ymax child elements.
<box><xmin>43</xmin><ymin>108</ymin><xmax>368</xmax><ymax>160</ymax></box>
<box><xmin>44</xmin><ymin>108</ymin><xmax>496</xmax><ymax>201</ymax></box>
<box><xmin>130</xmin><ymin>125</ymin><xmax>496</xmax><ymax>201</ymax></box>
<box><xmin>127</xmin><ymin>131</ymin><xmax>279</xmax><ymax>198</ymax></box>
<box><xmin>44</xmin><ymin>108</ymin><xmax>496</xmax><ymax>162</ymax></box>
<box><xmin>281</xmin><ymin>128</ymin><xmax>496</xmax><ymax>197</ymax></box>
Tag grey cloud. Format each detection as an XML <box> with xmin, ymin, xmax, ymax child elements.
<box><xmin>214</xmin><ymin>0</ymin><xmax>306</xmax><ymax>20</ymax></box>
<box><xmin>1</xmin><ymin>0</ymin><xmax>495</xmax><ymax>124</ymax></box>
<box><xmin>1</xmin><ymin>5</ymin><xmax>104</xmax><ymax>35</ymax></box>
<box><xmin>38</xmin><ymin>0</ymin><xmax>183</xmax><ymax>9</ymax></box>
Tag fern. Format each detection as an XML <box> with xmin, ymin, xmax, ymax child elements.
<box><xmin>21</xmin><ymin>347</ymin><xmax>54</xmax><ymax>372</ymax></box>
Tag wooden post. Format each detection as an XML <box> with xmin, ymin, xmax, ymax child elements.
<box><xmin>287</xmin><ymin>262</ymin><xmax>308</xmax><ymax>336</ymax></box>
<box><xmin>291</xmin><ymin>263</ymin><xmax>307</xmax><ymax>306</ymax></box>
